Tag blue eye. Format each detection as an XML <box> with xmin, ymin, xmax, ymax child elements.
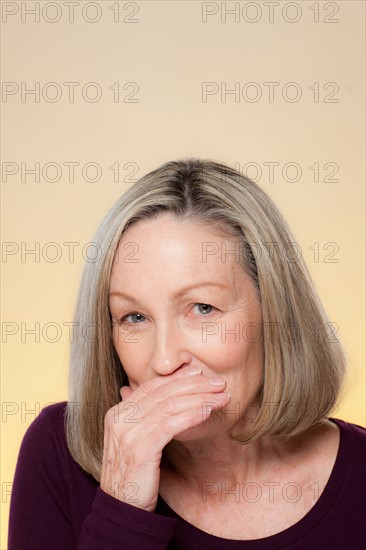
<box><xmin>194</xmin><ymin>303</ymin><xmax>214</xmax><ymax>315</ymax></box>
<box><xmin>119</xmin><ymin>312</ymin><xmax>146</xmax><ymax>324</ymax></box>
<box><xmin>115</xmin><ymin>303</ymin><xmax>216</xmax><ymax>326</ymax></box>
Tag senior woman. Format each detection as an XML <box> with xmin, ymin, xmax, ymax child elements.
<box><xmin>8</xmin><ymin>158</ymin><xmax>366</xmax><ymax>549</ymax></box>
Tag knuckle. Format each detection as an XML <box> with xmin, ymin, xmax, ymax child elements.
<box><xmin>105</xmin><ymin>404</ymin><xmax>131</xmax><ymax>427</ymax></box>
<box><xmin>104</xmin><ymin>406</ymin><xmax>118</xmax><ymax>425</ymax></box>
<box><xmin>139</xmin><ymin>378</ymin><xmax>155</xmax><ymax>396</ymax></box>
<box><xmin>154</xmin><ymin>383</ymin><xmax>171</xmax><ymax>400</ymax></box>
<box><xmin>161</xmin><ymin>415</ymin><xmax>175</xmax><ymax>432</ymax></box>
<box><xmin>162</xmin><ymin>397</ymin><xmax>176</xmax><ymax>413</ymax></box>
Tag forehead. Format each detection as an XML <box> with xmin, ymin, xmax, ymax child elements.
<box><xmin>109</xmin><ymin>215</ymin><xmax>247</xmax><ymax>287</ymax></box>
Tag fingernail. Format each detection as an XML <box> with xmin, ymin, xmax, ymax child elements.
<box><xmin>209</xmin><ymin>376</ymin><xmax>226</xmax><ymax>386</ymax></box>
<box><xmin>185</xmin><ymin>366</ymin><xmax>202</xmax><ymax>376</ymax></box>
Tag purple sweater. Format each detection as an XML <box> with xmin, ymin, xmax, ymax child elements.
<box><xmin>8</xmin><ymin>401</ymin><xmax>366</xmax><ymax>549</ymax></box>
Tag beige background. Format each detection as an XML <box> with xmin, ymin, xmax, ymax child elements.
<box><xmin>1</xmin><ymin>1</ymin><xmax>365</xmax><ymax>546</ymax></box>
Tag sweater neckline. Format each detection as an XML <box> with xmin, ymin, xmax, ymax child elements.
<box><xmin>156</xmin><ymin>417</ymin><xmax>352</xmax><ymax>548</ymax></box>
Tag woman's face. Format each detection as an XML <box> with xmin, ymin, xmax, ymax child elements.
<box><xmin>108</xmin><ymin>213</ymin><xmax>264</xmax><ymax>439</ymax></box>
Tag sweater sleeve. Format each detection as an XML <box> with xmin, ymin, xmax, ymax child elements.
<box><xmin>77</xmin><ymin>487</ymin><xmax>177</xmax><ymax>549</ymax></box>
<box><xmin>8</xmin><ymin>404</ymin><xmax>177</xmax><ymax>550</ymax></box>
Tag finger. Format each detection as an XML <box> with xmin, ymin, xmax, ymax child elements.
<box><xmin>141</xmin><ymin>374</ymin><xmax>227</xmax><ymax>408</ymax></box>
<box><xmin>120</xmin><ymin>373</ymin><xmax>227</xmax><ymax>423</ymax></box>
<box><xmin>121</xmin><ymin>391</ymin><xmax>231</xmax><ymax>437</ymax></box>
<box><xmin>142</xmin><ymin>404</ymin><xmax>223</xmax><ymax>450</ymax></box>
<box><xmin>127</xmin><ymin>368</ymin><xmax>221</xmax><ymax>405</ymax></box>
<box><xmin>146</xmin><ymin>391</ymin><xmax>231</xmax><ymax>423</ymax></box>
<box><xmin>120</xmin><ymin>386</ymin><xmax>133</xmax><ymax>401</ymax></box>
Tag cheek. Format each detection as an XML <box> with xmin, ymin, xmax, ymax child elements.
<box><xmin>113</xmin><ymin>331</ymin><xmax>147</xmax><ymax>386</ymax></box>
<box><xmin>199</xmin><ymin>331</ymin><xmax>264</xmax><ymax>403</ymax></box>
<box><xmin>199</xmin><ymin>326</ymin><xmax>261</xmax><ymax>367</ymax></box>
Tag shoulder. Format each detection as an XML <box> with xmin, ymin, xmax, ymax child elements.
<box><xmin>328</xmin><ymin>416</ymin><xmax>366</xmax><ymax>469</ymax></box>
<box><xmin>329</xmin><ymin>416</ymin><xmax>366</xmax><ymax>443</ymax></box>
<box><xmin>12</xmin><ymin>401</ymin><xmax>72</xmax><ymax>493</ymax></box>
<box><xmin>23</xmin><ymin>401</ymin><xmax>68</xmax><ymax>435</ymax></box>
<box><xmin>295</xmin><ymin>417</ymin><xmax>366</xmax><ymax>481</ymax></box>
<box><xmin>38</xmin><ymin>400</ymin><xmax>68</xmax><ymax>421</ymax></box>
<box><xmin>19</xmin><ymin>401</ymin><xmax>69</xmax><ymax>459</ymax></box>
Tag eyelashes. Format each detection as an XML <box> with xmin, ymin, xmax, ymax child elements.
<box><xmin>119</xmin><ymin>312</ymin><xmax>145</xmax><ymax>325</ymax></box>
<box><xmin>114</xmin><ymin>303</ymin><xmax>218</xmax><ymax>326</ymax></box>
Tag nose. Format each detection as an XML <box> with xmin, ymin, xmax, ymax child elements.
<box><xmin>150</xmin><ymin>318</ymin><xmax>192</xmax><ymax>376</ymax></box>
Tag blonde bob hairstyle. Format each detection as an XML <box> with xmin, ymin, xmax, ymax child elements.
<box><xmin>65</xmin><ymin>157</ymin><xmax>347</xmax><ymax>482</ymax></box>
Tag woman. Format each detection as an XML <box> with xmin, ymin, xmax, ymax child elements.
<box><xmin>8</xmin><ymin>158</ymin><xmax>366</xmax><ymax>549</ymax></box>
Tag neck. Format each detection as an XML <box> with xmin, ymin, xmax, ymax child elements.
<box><xmin>161</xmin><ymin>426</ymin><xmax>290</xmax><ymax>491</ymax></box>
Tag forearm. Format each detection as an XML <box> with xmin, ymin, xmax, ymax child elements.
<box><xmin>76</xmin><ymin>488</ymin><xmax>177</xmax><ymax>550</ymax></box>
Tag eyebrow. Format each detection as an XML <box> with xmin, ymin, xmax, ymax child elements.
<box><xmin>109</xmin><ymin>281</ymin><xmax>228</xmax><ymax>303</ymax></box>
